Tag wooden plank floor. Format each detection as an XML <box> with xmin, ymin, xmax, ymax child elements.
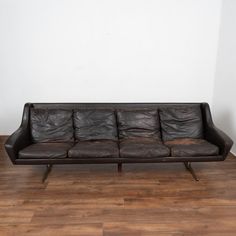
<box><xmin>1</xmin><ymin>137</ymin><xmax>236</xmax><ymax>235</ymax></box>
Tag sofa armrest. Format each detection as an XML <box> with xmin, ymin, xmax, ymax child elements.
<box><xmin>201</xmin><ymin>103</ymin><xmax>233</xmax><ymax>159</ymax></box>
<box><xmin>5</xmin><ymin>103</ymin><xmax>32</xmax><ymax>164</ymax></box>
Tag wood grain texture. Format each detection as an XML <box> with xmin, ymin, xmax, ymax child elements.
<box><xmin>0</xmin><ymin>136</ymin><xmax>236</xmax><ymax>235</ymax></box>
<box><xmin>0</xmin><ymin>135</ymin><xmax>8</xmax><ymax>144</ymax></box>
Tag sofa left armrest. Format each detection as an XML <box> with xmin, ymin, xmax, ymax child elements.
<box><xmin>4</xmin><ymin>103</ymin><xmax>32</xmax><ymax>164</ymax></box>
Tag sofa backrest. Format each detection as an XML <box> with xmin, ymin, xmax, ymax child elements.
<box><xmin>159</xmin><ymin>106</ymin><xmax>203</xmax><ymax>141</ymax></box>
<box><xmin>74</xmin><ymin>109</ymin><xmax>117</xmax><ymax>141</ymax></box>
<box><xmin>30</xmin><ymin>108</ymin><xmax>74</xmax><ymax>143</ymax></box>
<box><xmin>117</xmin><ymin>109</ymin><xmax>160</xmax><ymax>140</ymax></box>
<box><xmin>29</xmin><ymin>103</ymin><xmax>204</xmax><ymax>143</ymax></box>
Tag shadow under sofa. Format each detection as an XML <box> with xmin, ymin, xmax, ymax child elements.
<box><xmin>5</xmin><ymin>103</ymin><xmax>233</xmax><ymax>182</ymax></box>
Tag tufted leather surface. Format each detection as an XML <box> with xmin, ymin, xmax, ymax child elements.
<box><xmin>5</xmin><ymin>103</ymin><xmax>232</xmax><ymax>165</ymax></box>
<box><xmin>165</xmin><ymin>138</ymin><xmax>219</xmax><ymax>157</ymax></box>
<box><xmin>19</xmin><ymin>143</ymin><xmax>73</xmax><ymax>159</ymax></box>
<box><xmin>30</xmin><ymin>109</ymin><xmax>74</xmax><ymax>143</ymax></box>
<box><xmin>117</xmin><ymin>110</ymin><xmax>160</xmax><ymax>139</ymax></box>
<box><xmin>74</xmin><ymin>110</ymin><xmax>117</xmax><ymax>141</ymax></box>
<box><xmin>120</xmin><ymin>138</ymin><xmax>170</xmax><ymax>158</ymax></box>
<box><xmin>159</xmin><ymin>106</ymin><xmax>203</xmax><ymax>141</ymax></box>
<box><xmin>68</xmin><ymin>140</ymin><xmax>119</xmax><ymax>158</ymax></box>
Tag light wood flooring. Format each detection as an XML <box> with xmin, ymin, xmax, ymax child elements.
<box><xmin>0</xmin><ymin>136</ymin><xmax>236</xmax><ymax>235</ymax></box>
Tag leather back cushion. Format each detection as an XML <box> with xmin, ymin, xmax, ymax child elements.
<box><xmin>30</xmin><ymin>109</ymin><xmax>74</xmax><ymax>143</ymax></box>
<box><xmin>74</xmin><ymin>110</ymin><xmax>117</xmax><ymax>141</ymax></box>
<box><xmin>159</xmin><ymin>106</ymin><xmax>203</xmax><ymax>141</ymax></box>
<box><xmin>117</xmin><ymin>110</ymin><xmax>160</xmax><ymax>139</ymax></box>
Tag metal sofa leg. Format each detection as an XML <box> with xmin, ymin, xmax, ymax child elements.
<box><xmin>42</xmin><ymin>164</ymin><xmax>53</xmax><ymax>183</ymax></box>
<box><xmin>118</xmin><ymin>163</ymin><xmax>122</xmax><ymax>173</ymax></box>
<box><xmin>184</xmin><ymin>162</ymin><xmax>199</xmax><ymax>181</ymax></box>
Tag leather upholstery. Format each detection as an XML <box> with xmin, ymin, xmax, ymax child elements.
<box><xmin>74</xmin><ymin>110</ymin><xmax>117</xmax><ymax>141</ymax></box>
<box><xmin>19</xmin><ymin>143</ymin><xmax>73</xmax><ymax>159</ymax></box>
<box><xmin>68</xmin><ymin>140</ymin><xmax>119</xmax><ymax>158</ymax></box>
<box><xmin>117</xmin><ymin>110</ymin><xmax>160</xmax><ymax>139</ymax></box>
<box><xmin>165</xmin><ymin>138</ymin><xmax>219</xmax><ymax>157</ymax></box>
<box><xmin>30</xmin><ymin>109</ymin><xmax>74</xmax><ymax>143</ymax></box>
<box><xmin>5</xmin><ymin>103</ymin><xmax>233</xmax><ymax>165</ymax></box>
<box><xmin>159</xmin><ymin>106</ymin><xmax>203</xmax><ymax>141</ymax></box>
<box><xmin>120</xmin><ymin>138</ymin><xmax>170</xmax><ymax>158</ymax></box>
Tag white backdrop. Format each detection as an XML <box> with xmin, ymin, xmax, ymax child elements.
<box><xmin>213</xmin><ymin>0</ymin><xmax>236</xmax><ymax>153</ymax></box>
<box><xmin>0</xmin><ymin>0</ymin><xmax>221</xmax><ymax>133</ymax></box>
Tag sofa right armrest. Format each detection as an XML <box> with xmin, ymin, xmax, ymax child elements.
<box><xmin>5</xmin><ymin>103</ymin><xmax>32</xmax><ymax>164</ymax></box>
<box><xmin>201</xmin><ymin>103</ymin><xmax>233</xmax><ymax>160</ymax></box>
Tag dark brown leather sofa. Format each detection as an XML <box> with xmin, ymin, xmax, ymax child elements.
<box><xmin>5</xmin><ymin>103</ymin><xmax>233</xmax><ymax>182</ymax></box>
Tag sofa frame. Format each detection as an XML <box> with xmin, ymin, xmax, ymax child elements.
<box><xmin>5</xmin><ymin>103</ymin><xmax>233</xmax><ymax>182</ymax></box>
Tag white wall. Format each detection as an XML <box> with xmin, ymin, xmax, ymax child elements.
<box><xmin>0</xmin><ymin>0</ymin><xmax>221</xmax><ymax>134</ymax></box>
<box><xmin>213</xmin><ymin>0</ymin><xmax>236</xmax><ymax>153</ymax></box>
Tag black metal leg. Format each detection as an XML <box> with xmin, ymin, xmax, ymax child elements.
<box><xmin>42</xmin><ymin>164</ymin><xmax>52</xmax><ymax>183</ymax></box>
<box><xmin>184</xmin><ymin>162</ymin><xmax>199</xmax><ymax>181</ymax></box>
<box><xmin>118</xmin><ymin>163</ymin><xmax>122</xmax><ymax>173</ymax></box>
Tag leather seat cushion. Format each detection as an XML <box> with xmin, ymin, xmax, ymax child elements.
<box><xmin>30</xmin><ymin>108</ymin><xmax>74</xmax><ymax>143</ymax></box>
<box><xmin>165</xmin><ymin>138</ymin><xmax>219</xmax><ymax>157</ymax></box>
<box><xmin>159</xmin><ymin>105</ymin><xmax>203</xmax><ymax>141</ymax></box>
<box><xmin>74</xmin><ymin>110</ymin><xmax>117</xmax><ymax>141</ymax></box>
<box><xmin>119</xmin><ymin>138</ymin><xmax>170</xmax><ymax>158</ymax></box>
<box><xmin>117</xmin><ymin>110</ymin><xmax>161</xmax><ymax>139</ymax></box>
<box><xmin>68</xmin><ymin>140</ymin><xmax>119</xmax><ymax>158</ymax></box>
<box><xmin>19</xmin><ymin>143</ymin><xmax>73</xmax><ymax>159</ymax></box>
